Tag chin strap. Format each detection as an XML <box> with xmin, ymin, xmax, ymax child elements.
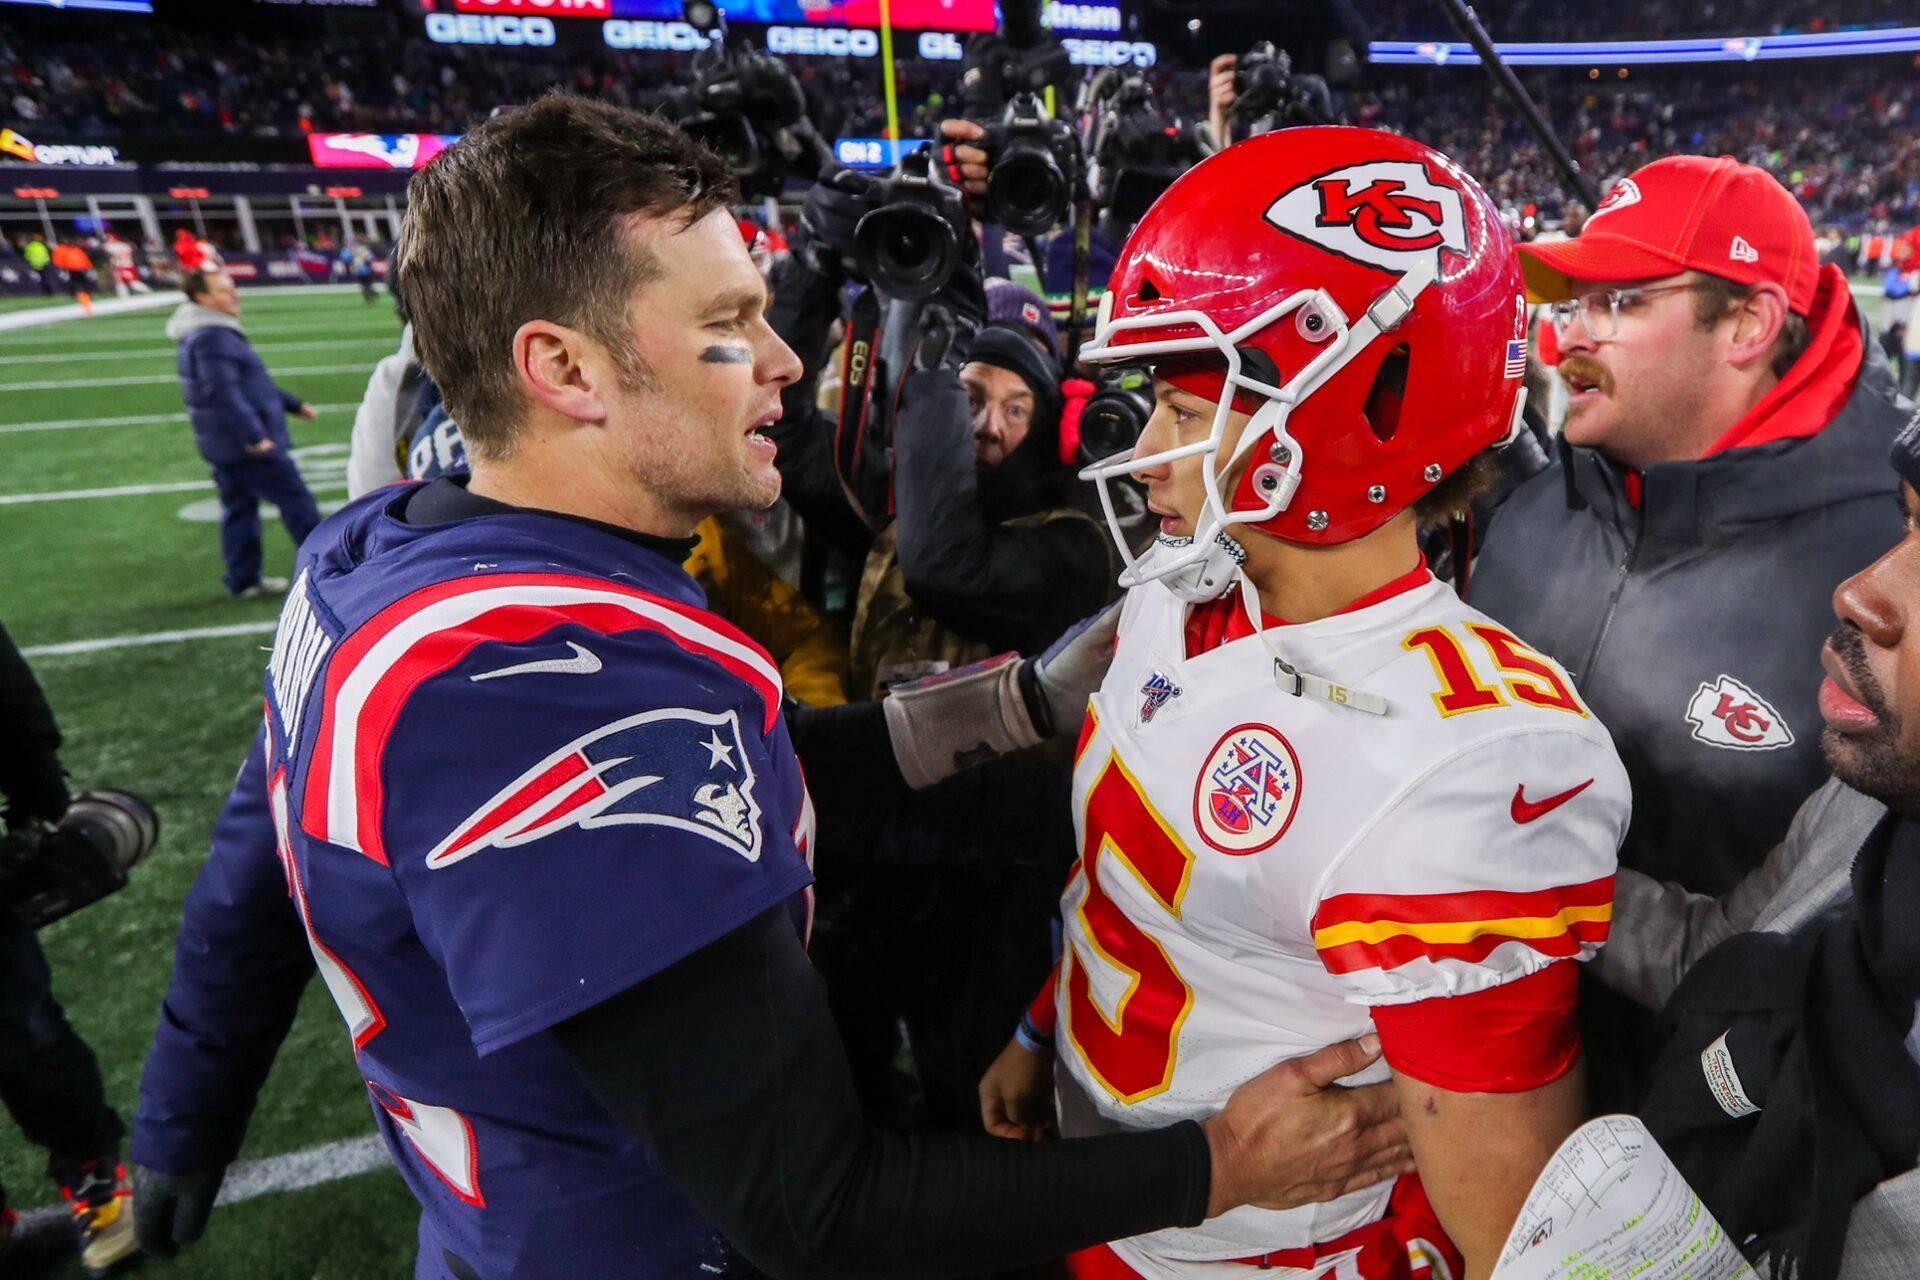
<box><xmin>1233</xmin><ymin>575</ymin><xmax>1389</xmax><ymax>716</ymax></box>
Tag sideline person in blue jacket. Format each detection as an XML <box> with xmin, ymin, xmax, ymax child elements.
<box><xmin>166</xmin><ymin>269</ymin><xmax>323</xmax><ymax>598</ymax></box>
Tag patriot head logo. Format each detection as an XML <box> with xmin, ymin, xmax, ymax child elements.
<box><xmin>1192</xmin><ymin>723</ymin><xmax>1302</xmax><ymax>855</ymax></box>
<box><xmin>1264</xmin><ymin>161</ymin><xmax>1468</xmax><ymax>273</ymax></box>
<box><xmin>427</xmin><ymin>706</ymin><xmax>762</xmax><ymax>869</ymax></box>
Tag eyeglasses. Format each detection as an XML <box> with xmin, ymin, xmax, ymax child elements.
<box><xmin>1546</xmin><ymin>281</ymin><xmax>1703</xmax><ymax>342</ymax></box>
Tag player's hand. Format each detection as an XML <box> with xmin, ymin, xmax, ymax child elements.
<box><xmin>979</xmin><ymin>1037</ymin><xmax>1057</xmax><ymax>1141</ymax></box>
<box><xmin>133</xmin><ymin>1164</ymin><xmax>227</xmax><ymax>1259</ymax></box>
<box><xmin>937</xmin><ymin>119</ymin><xmax>990</xmax><ymax>201</ymax></box>
<box><xmin>246</xmin><ymin>437</ymin><xmax>276</xmax><ymax>454</ymax></box>
<box><xmin>296</xmin><ymin>402</ymin><xmax>319</xmax><ymax>420</ymax></box>
<box><xmin>1026</xmin><ymin>601</ymin><xmax>1121</xmax><ymax>736</ymax></box>
<box><xmin>1200</xmin><ymin>1034</ymin><xmax>1413</xmax><ymax>1217</ymax></box>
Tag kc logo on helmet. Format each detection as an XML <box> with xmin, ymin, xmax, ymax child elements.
<box><xmin>1685</xmin><ymin>674</ymin><xmax>1794</xmax><ymax>752</ymax></box>
<box><xmin>1264</xmin><ymin>161</ymin><xmax>1468</xmax><ymax>274</ymax></box>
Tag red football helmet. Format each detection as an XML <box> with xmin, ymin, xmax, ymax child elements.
<box><xmin>1079</xmin><ymin>126</ymin><xmax>1529</xmax><ymax>601</ymax></box>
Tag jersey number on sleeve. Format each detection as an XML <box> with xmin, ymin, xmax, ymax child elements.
<box><xmin>1062</xmin><ymin>755</ymin><xmax>1197</xmax><ymax>1104</ymax></box>
<box><xmin>1403</xmin><ymin>624</ymin><xmax>1587</xmax><ymax>718</ymax></box>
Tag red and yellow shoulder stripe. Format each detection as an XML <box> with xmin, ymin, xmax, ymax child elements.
<box><xmin>1312</xmin><ymin>876</ymin><xmax>1614</xmax><ymax>974</ymax></box>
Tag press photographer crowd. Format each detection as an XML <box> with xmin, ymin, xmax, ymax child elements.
<box><xmin>5</xmin><ymin>0</ymin><xmax>1920</xmax><ymax>1277</ymax></box>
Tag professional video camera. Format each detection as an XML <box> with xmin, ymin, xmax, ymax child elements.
<box><xmin>0</xmin><ymin>789</ymin><xmax>158</xmax><ymax>931</ymax></box>
<box><xmin>662</xmin><ymin>0</ymin><xmax>832</xmax><ymax>199</ymax></box>
<box><xmin>1087</xmin><ymin>75</ymin><xmax>1206</xmax><ymax>232</ymax></box>
<box><xmin>1230</xmin><ymin>41</ymin><xmax>1336</xmax><ymax>134</ymax></box>
<box><xmin>848</xmin><ymin>146</ymin><xmax>974</xmax><ymax>301</ymax></box>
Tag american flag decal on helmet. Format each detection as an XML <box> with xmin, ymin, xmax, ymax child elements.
<box><xmin>1504</xmin><ymin>339</ymin><xmax>1527</xmax><ymax>379</ymax></box>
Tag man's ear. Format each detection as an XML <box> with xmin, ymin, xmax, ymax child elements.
<box><xmin>513</xmin><ymin>320</ymin><xmax>609</xmax><ymax>426</ymax></box>
<box><xmin>1726</xmin><ymin>282</ymin><xmax>1790</xmax><ymax>370</ymax></box>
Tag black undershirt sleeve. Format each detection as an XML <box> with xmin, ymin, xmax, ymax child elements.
<box><xmin>784</xmin><ymin>699</ymin><xmax>905</xmax><ymax>820</ymax></box>
<box><xmin>554</xmin><ymin>907</ymin><xmax>1210</xmax><ymax>1280</ymax></box>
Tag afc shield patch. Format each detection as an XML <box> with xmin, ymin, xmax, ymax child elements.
<box><xmin>1192</xmin><ymin>723</ymin><xmax>1302</xmax><ymax>855</ymax></box>
<box><xmin>1263</xmin><ymin>160</ymin><xmax>1468</xmax><ymax>274</ymax></box>
<box><xmin>1685</xmin><ymin>674</ymin><xmax>1794</xmax><ymax>752</ymax></box>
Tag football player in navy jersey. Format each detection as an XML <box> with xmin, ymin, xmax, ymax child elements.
<box><xmin>129</xmin><ymin>95</ymin><xmax>1411</xmax><ymax>1280</ymax></box>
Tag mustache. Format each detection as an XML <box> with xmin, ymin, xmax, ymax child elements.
<box><xmin>1830</xmin><ymin>623</ymin><xmax>1894</xmax><ymax>723</ymax></box>
<box><xmin>1558</xmin><ymin>355</ymin><xmax>1613</xmax><ymax>394</ymax></box>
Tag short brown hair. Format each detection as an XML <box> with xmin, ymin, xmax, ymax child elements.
<box><xmin>1414</xmin><ymin>449</ymin><xmax>1502</xmax><ymax>530</ymax></box>
<box><xmin>180</xmin><ymin>268</ymin><xmax>213</xmax><ymax>302</ymax></box>
<box><xmin>1691</xmin><ymin>274</ymin><xmax>1811</xmax><ymax>380</ymax></box>
<box><xmin>395</xmin><ymin>93</ymin><xmax>736</xmax><ymax>458</ymax></box>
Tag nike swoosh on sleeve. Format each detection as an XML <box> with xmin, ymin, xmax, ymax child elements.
<box><xmin>469</xmin><ymin>641</ymin><xmax>603</xmax><ymax>682</ymax></box>
<box><xmin>1510</xmin><ymin>778</ymin><xmax>1595</xmax><ymax>824</ymax></box>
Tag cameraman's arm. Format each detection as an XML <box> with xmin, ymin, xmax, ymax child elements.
<box><xmin>133</xmin><ymin>726</ymin><xmax>314</xmax><ymax>1178</ymax></box>
<box><xmin>768</xmin><ymin>250</ymin><xmax>845</xmax><ymax>413</ymax></box>
<box><xmin>0</xmin><ymin>619</ymin><xmax>69</xmax><ymax>824</ymax></box>
<box><xmin>892</xmin><ymin>369</ymin><xmax>1113</xmax><ymax>654</ymax></box>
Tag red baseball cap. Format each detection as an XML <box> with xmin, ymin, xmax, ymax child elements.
<box><xmin>1518</xmin><ymin>155</ymin><xmax>1819</xmax><ymax>316</ymax></box>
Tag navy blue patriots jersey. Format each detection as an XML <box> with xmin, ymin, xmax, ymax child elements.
<box><xmin>134</xmin><ymin>483</ymin><xmax>815</xmax><ymax>1279</ymax></box>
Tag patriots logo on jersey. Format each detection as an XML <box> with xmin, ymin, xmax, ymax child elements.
<box><xmin>427</xmin><ymin>707</ymin><xmax>763</xmax><ymax>869</ymax></box>
<box><xmin>1192</xmin><ymin>723</ymin><xmax>1302</xmax><ymax>855</ymax></box>
<box><xmin>1139</xmin><ymin>671</ymin><xmax>1182</xmax><ymax>724</ymax></box>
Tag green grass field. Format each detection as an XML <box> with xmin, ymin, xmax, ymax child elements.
<box><xmin>0</xmin><ymin>288</ymin><xmax>421</xmax><ymax>1277</ymax></box>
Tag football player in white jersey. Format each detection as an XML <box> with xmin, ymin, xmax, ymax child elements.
<box><xmin>978</xmin><ymin>128</ymin><xmax>1631</xmax><ymax>1280</ymax></box>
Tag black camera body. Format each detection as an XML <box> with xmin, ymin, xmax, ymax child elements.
<box><xmin>851</xmin><ymin>147</ymin><xmax>973</xmax><ymax>301</ymax></box>
<box><xmin>1089</xmin><ymin>77</ymin><xmax>1204</xmax><ymax>230</ymax></box>
<box><xmin>1231</xmin><ymin>41</ymin><xmax>1336</xmax><ymax>134</ymax></box>
<box><xmin>980</xmin><ymin>92</ymin><xmax>1081</xmax><ymax>237</ymax></box>
<box><xmin>0</xmin><ymin>789</ymin><xmax>158</xmax><ymax>932</ymax></box>
<box><xmin>666</xmin><ymin>13</ymin><xmax>827</xmax><ymax>198</ymax></box>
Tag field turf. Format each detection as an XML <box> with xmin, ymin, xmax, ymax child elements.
<box><xmin>0</xmin><ymin>288</ymin><xmax>420</xmax><ymax>1278</ymax></box>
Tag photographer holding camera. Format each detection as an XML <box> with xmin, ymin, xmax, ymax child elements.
<box><xmin>0</xmin><ymin>620</ymin><xmax>140</xmax><ymax>1278</ymax></box>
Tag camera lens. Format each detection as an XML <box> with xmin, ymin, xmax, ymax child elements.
<box><xmin>852</xmin><ymin>204</ymin><xmax>960</xmax><ymax>300</ymax></box>
<box><xmin>61</xmin><ymin>790</ymin><xmax>159</xmax><ymax>875</ymax></box>
<box><xmin>1079</xmin><ymin>380</ymin><xmax>1154</xmax><ymax>461</ymax></box>
<box><xmin>989</xmin><ymin>149</ymin><xmax>1069</xmax><ymax>237</ymax></box>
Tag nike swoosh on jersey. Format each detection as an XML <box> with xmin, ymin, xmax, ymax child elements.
<box><xmin>1511</xmin><ymin>778</ymin><xmax>1595</xmax><ymax>824</ymax></box>
<box><xmin>470</xmin><ymin>641</ymin><xmax>603</xmax><ymax>682</ymax></box>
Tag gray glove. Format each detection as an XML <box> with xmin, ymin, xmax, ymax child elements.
<box><xmin>1025</xmin><ymin>601</ymin><xmax>1122</xmax><ymax>737</ymax></box>
<box><xmin>134</xmin><ymin>1164</ymin><xmax>226</xmax><ymax>1259</ymax></box>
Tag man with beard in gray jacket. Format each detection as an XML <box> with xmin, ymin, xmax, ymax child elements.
<box><xmin>1466</xmin><ymin>156</ymin><xmax>1911</xmax><ymax>1110</ymax></box>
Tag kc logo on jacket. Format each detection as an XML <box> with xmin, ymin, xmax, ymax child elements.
<box><xmin>1685</xmin><ymin>674</ymin><xmax>1795</xmax><ymax>751</ymax></box>
<box><xmin>1264</xmin><ymin>160</ymin><xmax>1467</xmax><ymax>273</ymax></box>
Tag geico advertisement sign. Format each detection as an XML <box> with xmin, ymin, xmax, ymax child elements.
<box><xmin>601</xmin><ymin>22</ymin><xmax>1151</xmax><ymax>63</ymax></box>
<box><xmin>425</xmin><ymin>13</ymin><xmax>558</xmax><ymax>43</ymax></box>
<box><xmin>917</xmin><ymin>32</ymin><xmax>1155</xmax><ymax>64</ymax></box>
<box><xmin>453</xmin><ymin>0</ymin><xmax>609</xmax><ymax>12</ymax></box>
<box><xmin>0</xmin><ymin>129</ymin><xmax>120</xmax><ymax>167</ymax></box>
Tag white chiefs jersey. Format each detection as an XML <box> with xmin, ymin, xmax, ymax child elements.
<box><xmin>1053</xmin><ymin>572</ymin><xmax>1629</xmax><ymax>1272</ymax></box>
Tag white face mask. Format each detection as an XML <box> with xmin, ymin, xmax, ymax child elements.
<box><xmin>1077</xmin><ymin>258</ymin><xmax>1439</xmax><ymax>604</ymax></box>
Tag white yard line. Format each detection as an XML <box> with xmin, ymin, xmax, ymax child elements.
<box><xmin>0</xmin><ymin>337</ymin><xmax>396</xmax><ymax>365</ymax></box>
<box><xmin>0</xmin><ymin>362</ymin><xmax>375</xmax><ymax>391</ymax></box>
<box><xmin>22</xmin><ymin>620</ymin><xmax>281</xmax><ymax>656</ymax></box>
<box><xmin>0</xmin><ymin>402</ymin><xmax>356</xmax><ymax>434</ymax></box>
<box><xmin>0</xmin><ymin>318</ymin><xmax>402</xmax><ymax>347</ymax></box>
<box><xmin>0</xmin><ymin>284</ymin><xmax>384</xmax><ymax>335</ymax></box>
<box><xmin>0</xmin><ymin>480</ymin><xmax>214</xmax><ymax>504</ymax></box>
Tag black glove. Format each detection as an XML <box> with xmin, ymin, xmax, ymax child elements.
<box><xmin>133</xmin><ymin>1165</ymin><xmax>226</xmax><ymax>1259</ymax></box>
<box><xmin>800</xmin><ymin>166</ymin><xmax>873</xmax><ymax>266</ymax></box>
<box><xmin>2</xmin><ymin>753</ymin><xmax>69</xmax><ymax>830</ymax></box>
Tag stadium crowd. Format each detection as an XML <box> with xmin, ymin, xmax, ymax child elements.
<box><xmin>9</xmin><ymin>6</ymin><xmax>1920</xmax><ymax>1280</ymax></box>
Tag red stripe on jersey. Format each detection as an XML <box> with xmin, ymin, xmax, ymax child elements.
<box><xmin>300</xmin><ymin>573</ymin><xmax>780</xmax><ymax>864</ymax></box>
<box><xmin>1313</xmin><ymin>875</ymin><xmax>1615</xmax><ymax>930</ymax></box>
<box><xmin>1315</xmin><ymin>914</ymin><xmax>1610</xmax><ymax>975</ymax></box>
<box><xmin>1371</xmin><ymin>962</ymin><xmax>1581</xmax><ymax>1093</ymax></box>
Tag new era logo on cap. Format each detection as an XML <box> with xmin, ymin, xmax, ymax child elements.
<box><xmin>1729</xmin><ymin>235</ymin><xmax>1759</xmax><ymax>263</ymax></box>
